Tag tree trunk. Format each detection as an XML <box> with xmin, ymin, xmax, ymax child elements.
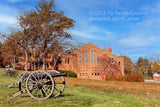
<box><xmin>10</xmin><ymin>57</ymin><xmax>16</xmax><ymax>69</ymax></box>
<box><xmin>52</xmin><ymin>59</ymin><xmax>57</xmax><ymax>70</ymax></box>
<box><xmin>43</xmin><ymin>53</ymin><xmax>47</xmax><ymax>71</ymax></box>
<box><xmin>13</xmin><ymin>57</ymin><xmax>16</xmax><ymax>69</ymax></box>
<box><xmin>25</xmin><ymin>50</ymin><xmax>28</xmax><ymax>71</ymax></box>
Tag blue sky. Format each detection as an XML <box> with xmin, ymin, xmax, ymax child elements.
<box><xmin>0</xmin><ymin>0</ymin><xmax>160</xmax><ymax>62</ymax></box>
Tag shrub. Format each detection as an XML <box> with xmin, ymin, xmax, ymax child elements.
<box><xmin>58</xmin><ymin>70</ymin><xmax>77</xmax><ymax>78</ymax></box>
<box><xmin>124</xmin><ymin>74</ymin><xmax>144</xmax><ymax>82</ymax></box>
<box><xmin>106</xmin><ymin>74</ymin><xmax>144</xmax><ymax>82</ymax></box>
<box><xmin>15</xmin><ymin>66</ymin><xmax>22</xmax><ymax>70</ymax></box>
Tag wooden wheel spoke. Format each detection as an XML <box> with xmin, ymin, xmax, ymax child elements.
<box><xmin>32</xmin><ymin>88</ymin><xmax>38</xmax><ymax>95</ymax></box>
<box><xmin>29</xmin><ymin>78</ymin><xmax>37</xmax><ymax>84</ymax></box>
<box><xmin>38</xmin><ymin>73</ymin><xmax>40</xmax><ymax>81</ymax></box>
<box><xmin>44</xmin><ymin>80</ymin><xmax>52</xmax><ymax>84</ymax></box>
<box><xmin>43</xmin><ymin>84</ymin><xmax>53</xmax><ymax>91</ymax></box>
<box><xmin>54</xmin><ymin>87</ymin><xmax>60</xmax><ymax>93</ymax></box>
<box><xmin>41</xmin><ymin>89</ymin><xmax>43</xmax><ymax>98</ymax></box>
<box><xmin>42</xmin><ymin>88</ymin><xmax>47</xmax><ymax>96</ymax></box>
<box><xmin>54</xmin><ymin>78</ymin><xmax>62</xmax><ymax>82</ymax></box>
<box><xmin>43</xmin><ymin>84</ymin><xmax>52</xmax><ymax>86</ymax></box>
<box><xmin>32</xmin><ymin>74</ymin><xmax>38</xmax><ymax>82</ymax></box>
<box><xmin>37</xmin><ymin>89</ymin><xmax>39</xmax><ymax>97</ymax></box>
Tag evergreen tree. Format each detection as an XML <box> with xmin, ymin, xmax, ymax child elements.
<box><xmin>147</xmin><ymin>65</ymin><xmax>153</xmax><ymax>77</ymax></box>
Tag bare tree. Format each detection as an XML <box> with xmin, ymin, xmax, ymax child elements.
<box><xmin>95</xmin><ymin>54</ymin><xmax>121</xmax><ymax>79</ymax></box>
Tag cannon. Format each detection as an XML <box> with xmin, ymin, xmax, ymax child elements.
<box><xmin>2</xmin><ymin>67</ymin><xmax>18</xmax><ymax>77</ymax></box>
<box><xmin>5</xmin><ymin>70</ymin><xmax>67</xmax><ymax>99</ymax></box>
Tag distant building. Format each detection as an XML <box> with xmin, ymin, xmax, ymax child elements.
<box><xmin>58</xmin><ymin>43</ymin><xmax>124</xmax><ymax>80</ymax></box>
<box><xmin>153</xmin><ymin>72</ymin><xmax>160</xmax><ymax>80</ymax></box>
<box><xmin>20</xmin><ymin>43</ymin><xmax>124</xmax><ymax>80</ymax></box>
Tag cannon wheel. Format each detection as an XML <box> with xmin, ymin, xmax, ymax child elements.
<box><xmin>47</xmin><ymin>70</ymin><xmax>65</xmax><ymax>97</ymax></box>
<box><xmin>26</xmin><ymin>70</ymin><xmax>54</xmax><ymax>99</ymax></box>
<box><xmin>17</xmin><ymin>71</ymin><xmax>30</xmax><ymax>90</ymax></box>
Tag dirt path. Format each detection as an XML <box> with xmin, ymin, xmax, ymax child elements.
<box><xmin>145</xmin><ymin>80</ymin><xmax>160</xmax><ymax>83</ymax></box>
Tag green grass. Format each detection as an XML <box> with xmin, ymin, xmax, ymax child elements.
<box><xmin>0</xmin><ymin>68</ymin><xmax>160</xmax><ymax>107</ymax></box>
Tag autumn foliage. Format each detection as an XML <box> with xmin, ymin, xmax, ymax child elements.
<box><xmin>106</xmin><ymin>74</ymin><xmax>144</xmax><ymax>82</ymax></box>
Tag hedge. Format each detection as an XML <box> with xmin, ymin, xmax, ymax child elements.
<box><xmin>106</xmin><ymin>74</ymin><xmax>144</xmax><ymax>82</ymax></box>
<box><xmin>58</xmin><ymin>70</ymin><xmax>77</xmax><ymax>78</ymax></box>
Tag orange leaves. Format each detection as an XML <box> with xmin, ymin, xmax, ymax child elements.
<box><xmin>106</xmin><ymin>74</ymin><xmax>144</xmax><ymax>82</ymax></box>
<box><xmin>152</xmin><ymin>62</ymin><xmax>160</xmax><ymax>72</ymax></box>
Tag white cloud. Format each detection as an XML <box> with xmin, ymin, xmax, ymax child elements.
<box><xmin>0</xmin><ymin>15</ymin><xmax>17</xmax><ymax>24</ymax></box>
<box><xmin>71</xmin><ymin>20</ymin><xmax>115</xmax><ymax>41</ymax></box>
<box><xmin>7</xmin><ymin>0</ymin><xmax>22</xmax><ymax>3</ymax></box>
<box><xmin>71</xmin><ymin>30</ymin><xmax>105</xmax><ymax>40</ymax></box>
<box><xmin>117</xmin><ymin>35</ymin><xmax>157</xmax><ymax>47</ymax></box>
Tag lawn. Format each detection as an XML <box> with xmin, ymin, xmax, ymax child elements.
<box><xmin>0</xmin><ymin>68</ymin><xmax>160</xmax><ymax>107</ymax></box>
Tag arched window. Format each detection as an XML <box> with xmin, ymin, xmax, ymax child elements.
<box><xmin>92</xmin><ymin>71</ymin><xmax>94</xmax><ymax>76</ymax></box>
<box><xmin>95</xmin><ymin>71</ymin><xmax>97</xmax><ymax>76</ymax></box>
<box><xmin>65</xmin><ymin>58</ymin><xmax>67</xmax><ymax>64</ymax></box>
<box><xmin>80</xmin><ymin>53</ymin><xmax>82</xmax><ymax>64</ymax></box>
<box><xmin>119</xmin><ymin>62</ymin><xmax>120</xmax><ymax>66</ymax></box>
<box><xmin>68</xmin><ymin>58</ymin><xmax>70</xmax><ymax>64</ymax></box>
<box><xmin>86</xmin><ymin>71</ymin><xmax>88</xmax><ymax>76</ymax></box>
<box><xmin>98</xmin><ymin>71</ymin><xmax>100</xmax><ymax>76</ymax></box>
<box><xmin>80</xmin><ymin>71</ymin><xmax>82</xmax><ymax>76</ymax></box>
<box><xmin>83</xmin><ymin>71</ymin><xmax>85</xmax><ymax>76</ymax></box>
<box><xmin>97</xmin><ymin>52</ymin><xmax>99</xmax><ymax>64</ymax></box>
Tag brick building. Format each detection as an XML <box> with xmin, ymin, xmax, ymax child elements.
<box><xmin>20</xmin><ymin>43</ymin><xmax>124</xmax><ymax>80</ymax></box>
<box><xmin>58</xmin><ymin>43</ymin><xmax>124</xmax><ymax>80</ymax></box>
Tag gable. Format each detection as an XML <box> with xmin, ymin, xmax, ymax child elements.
<box><xmin>78</xmin><ymin>43</ymin><xmax>102</xmax><ymax>51</ymax></box>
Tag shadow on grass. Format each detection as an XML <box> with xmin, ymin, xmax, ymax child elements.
<box><xmin>58</xmin><ymin>93</ymin><xmax>74</xmax><ymax>97</ymax></box>
<box><xmin>19</xmin><ymin>93</ymin><xmax>74</xmax><ymax>99</ymax></box>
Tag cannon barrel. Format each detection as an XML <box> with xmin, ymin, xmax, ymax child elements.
<box><xmin>51</xmin><ymin>73</ymin><xmax>67</xmax><ymax>77</ymax></box>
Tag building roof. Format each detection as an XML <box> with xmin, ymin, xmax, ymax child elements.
<box><xmin>78</xmin><ymin>43</ymin><xmax>103</xmax><ymax>50</ymax></box>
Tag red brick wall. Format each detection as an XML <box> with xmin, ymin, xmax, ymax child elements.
<box><xmin>59</xmin><ymin>43</ymin><xmax>124</xmax><ymax>80</ymax></box>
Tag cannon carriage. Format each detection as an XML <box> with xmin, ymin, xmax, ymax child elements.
<box><xmin>2</xmin><ymin>67</ymin><xmax>18</xmax><ymax>77</ymax></box>
<box><xmin>5</xmin><ymin>70</ymin><xmax>67</xmax><ymax>99</ymax></box>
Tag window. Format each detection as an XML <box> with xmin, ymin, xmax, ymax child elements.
<box><xmin>98</xmin><ymin>71</ymin><xmax>100</xmax><ymax>76</ymax></box>
<box><xmin>97</xmin><ymin>52</ymin><xmax>99</xmax><ymax>64</ymax></box>
<box><xmin>80</xmin><ymin>71</ymin><xmax>82</xmax><ymax>76</ymax></box>
<box><xmin>92</xmin><ymin>51</ymin><xmax>93</xmax><ymax>64</ymax></box>
<box><xmin>119</xmin><ymin>62</ymin><xmax>120</xmax><ymax>66</ymax></box>
<box><xmin>112</xmin><ymin>58</ymin><xmax>113</xmax><ymax>63</ymax></box>
<box><xmin>83</xmin><ymin>71</ymin><xmax>85</xmax><ymax>76</ymax></box>
<box><xmin>80</xmin><ymin>53</ymin><xmax>82</xmax><ymax>64</ymax></box>
<box><xmin>86</xmin><ymin>51</ymin><xmax>88</xmax><ymax>64</ymax></box>
<box><xmin>68</xmin><ymin>58</ymin><xmax>70</xmax><ymax>64</ymax></box>
<box><xmin>83</xmin><ymin>51</ymin><xmax>85</xmax><ymax>64</ymax></box>
<box><xmin>65</xmin><ymin>58</ymin><xmax>67</xmax><ymax>64</ymax></box>
<box><xmin>86</xmin><ymin>71</ymin><xmax>88</xmax><ymax>76</ymax></box>
<box><xmin>92</xmin><ymin>71</ymin><xmax>94</xmax><ymax>76</ymax></box>
<box><xmin>89</xmin><ymin>48</ymin><xmax>90</xmax><ymax>64</ymax></box>
<box><xmin>95</xmin><ymin>71</ymin><xmax>97</xmax><ymax>76</ymax></box>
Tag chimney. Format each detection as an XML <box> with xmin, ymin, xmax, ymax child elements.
<box><xmin>108</xmin><ymin>48</ymin><xmax>112</xmax><ymax>54</ymax></box>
